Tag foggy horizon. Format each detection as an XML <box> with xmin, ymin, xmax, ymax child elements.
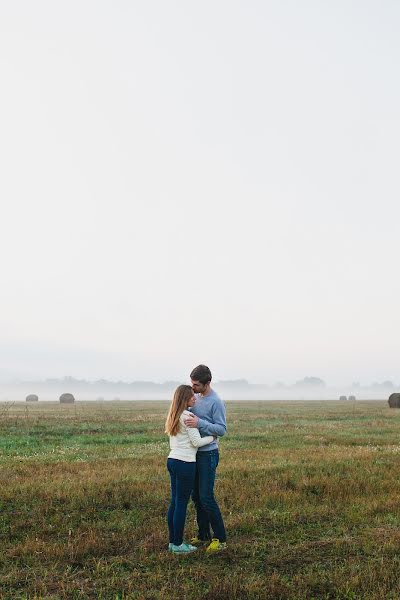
<box><xmin>1</xmin><ymin>373</ymin><xmax>398</xmax><ymax>389</ymax></box>
<box><xmin>1</xmin><ymin>375</ymin><xmax>397</xmax><ymax>402</ymax></box>
<box><xmin>1</xmin><ymin>2</ymin><xmax>399</xmax><ymax>385</ymax></box>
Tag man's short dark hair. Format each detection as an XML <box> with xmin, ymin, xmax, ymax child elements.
<box><xmin>190</xmin><ymin>364</ymin><xmax>212</xmax><ymax>384</ymax></box>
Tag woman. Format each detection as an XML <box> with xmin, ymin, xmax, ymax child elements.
<box><xmin>165</xmin><ymin>384</ymin><xmax>215</xmax><ymax>554</ymax></box>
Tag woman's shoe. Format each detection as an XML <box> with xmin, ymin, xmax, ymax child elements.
<box><xmin>171</xmin><ymin>542</ymin><xmax>197</xmax><ymax>554</ymax></box>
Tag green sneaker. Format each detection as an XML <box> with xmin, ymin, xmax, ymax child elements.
<box><xmin>171</xmin><ymin>543</ymin><xmax>197</xmax><ymax>554</ymax></box>
<box><xmin>205</xmin><ymin>538</ymin><xmax>227</xmax><ymax>553</ymax></box>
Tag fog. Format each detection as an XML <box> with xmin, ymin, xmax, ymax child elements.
<box><xmin>1</xmin><ymin>377</ymin><xmax>398</xmax><ymax>402</ymax></box>
<box><xmin>1</xmin><ymin>2</ymin><xmax>399</xmax><ymax>387</ymax></box>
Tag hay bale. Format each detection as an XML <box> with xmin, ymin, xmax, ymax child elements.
<box><xmin>348</xmin><ymin>395</ymin><xmax>356</xmax><ymax>402</ymax></box>
<box><xmin>339</xmin><ymin>395</ymin><xmax>347</xmax><ymax>401</ymax></box>
<box><xmin>59</xmin><ymin>393</ymin><xmax>75</xmax><ymax>404</ymax></box>
<box><xmin>388</xmin><ymin>393</ymin><xmax>400</xmax><ymax>408</ymax></box>
<box><xmin>26</xmin><ymin>394</ymin><xmax>39</xmax><ymax>402</ymax></box>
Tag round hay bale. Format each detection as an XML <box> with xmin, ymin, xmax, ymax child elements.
<box><xmin>388</xmin><ymin>393</ymin><xmax>400</xmax><ymax>408</ymax></box>
<box><xmin>26</xmin><ymin>394</ymin><xmax>39</xmax><ymax>402</ymax></box>
<box><xmin>348</xmin><ymin>395</ymin><xmax>356</xmax><ymax>402</ymax></box>
<box><xmin>339</xmin><ymin>395</ymin><xmax>347</xmax><ymax>401</ymax></box>
<box><xmin>59</xmin><ymin>393</ymin><xmax>75</xmax><ymax>404</ymax></box>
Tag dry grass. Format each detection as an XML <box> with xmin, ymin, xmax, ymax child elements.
<box><xmin>1</xmin><ymin>400</ymin><xmax>400</xmax><ymax>599</ymax></box>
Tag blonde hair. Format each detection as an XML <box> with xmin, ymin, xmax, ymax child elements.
<box><xmin>165</xmin><ymin>385</ymin><xmax>193</xmax><ymax>436</ymax></box>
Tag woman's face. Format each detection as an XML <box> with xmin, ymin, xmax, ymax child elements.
<box><xmin>187</xmin><ymin>394</ymin><xmax>196</xmax><ymax>408</ymax></box>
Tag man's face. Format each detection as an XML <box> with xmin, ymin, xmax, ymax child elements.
<box><xmin>191</xmin><ymin>380</ymin><xmax>208</xmax><ymax>395</ymax></box>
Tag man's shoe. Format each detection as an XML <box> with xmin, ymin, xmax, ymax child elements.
<box><xmin>205</xmin><ymin>538</ymin><xmax>227</xmax><ymax>553</ymax></box>
<box><xmin>171</xmin><ymin>543</ymin><xmax>197</xmax><ymax>554</ymax></box>
<box><xmin>190</xmin><ymin>537</ymin><xmax>209</xmax><ymax>546</ymax></box>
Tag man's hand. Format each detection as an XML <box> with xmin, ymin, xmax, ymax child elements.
<box><xmin>184</xmin><ymin>414</ymin><xmax>199</xmax><ymax>428</ymax></box>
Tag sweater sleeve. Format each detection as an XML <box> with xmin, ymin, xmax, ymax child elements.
<box><xmin>197</xmin><ymin>399</ymin><xmax>227</xmax><ymax>437</ymax></box>
<box><xmin>185</xmin><ymin>425</ymin><xmax>214</xmax><ymax>448</ymax></box>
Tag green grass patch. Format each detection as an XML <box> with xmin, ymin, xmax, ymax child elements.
<box><xmin>0</xmin><ymin>399</ymin><xmax>400</xmax><ymax>599</ymax></box>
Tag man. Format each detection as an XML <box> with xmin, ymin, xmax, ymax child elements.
<box><xmin>184</xmin><ymin>364</ymin><xmax>227</xmax><ymax>552</ymax></box>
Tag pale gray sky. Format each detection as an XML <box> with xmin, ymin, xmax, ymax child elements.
<box><xmin>1</xmin><ymin>1</ymin><xmax>399</xmax><ymax>385</ymax></box>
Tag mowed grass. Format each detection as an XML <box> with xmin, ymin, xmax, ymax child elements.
<box><xmin>1</xmin><ymin>400</ymin><xmax>400</xmax><ymax>599</ymax></box>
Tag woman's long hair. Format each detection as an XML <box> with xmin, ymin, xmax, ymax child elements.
<box><xmin>165</xmin><ymin>385</ymin><xmax>193</xmax><ymax>436</ymax></box>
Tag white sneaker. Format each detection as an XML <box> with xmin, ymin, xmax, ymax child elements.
<box><xmin>171</xmin><ymin>542</ymin><xmax>197</xmax><ymax>554</ymax></box>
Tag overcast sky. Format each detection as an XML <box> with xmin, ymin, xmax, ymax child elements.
<box><xmin>1</xmin><ymin>1</ymin><xmax>399</xmax><ymax>385</ymax></box>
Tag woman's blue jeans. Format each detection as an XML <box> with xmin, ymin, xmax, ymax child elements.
<box><xmin>167</xmin><ymin>458</ymin><xmax>196</xmax><ymax>546</ymax></box>
<box><xmin>192</xmin><ymin>449</ymin><xmax>226</xmax><ymax>542</ymax></box>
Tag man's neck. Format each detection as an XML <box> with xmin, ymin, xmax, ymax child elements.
<box><xmin>201</xmin><ymin>385</ymin><xmax>212</xmax><ymax>397</ymax></box>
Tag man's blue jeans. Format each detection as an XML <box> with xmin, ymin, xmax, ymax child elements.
<box><xmin>192</xmin><ymin>449</ymin><xmax>226</xmax><ymax>542</ymax></box>
<box><xmin>167</xmin><ymin>458</ymin><xmax>196</xmax><ymax>546</ymax></box>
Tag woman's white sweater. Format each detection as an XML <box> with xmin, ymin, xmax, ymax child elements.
<box><xmin>168</xmin><ymin>410</ymin><xmax>214</xmax><ymax>462</ymax></box>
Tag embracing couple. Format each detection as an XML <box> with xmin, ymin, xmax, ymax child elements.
<box><xmin>165</xmin><ymin>364</ymin><xmax>227</xmax><ymax>554</ymax></box>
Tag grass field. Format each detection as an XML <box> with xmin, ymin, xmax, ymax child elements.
<box><xmin>1</xmin><ymin>399</ymin><xmax>400</xmax><ymax>599</ymax></box>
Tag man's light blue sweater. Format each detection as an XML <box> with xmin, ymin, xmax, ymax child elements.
<box><xmin>189</xmin><ymin>388</ymin><xmax>227</xmax><ymax>452</ymax></box>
